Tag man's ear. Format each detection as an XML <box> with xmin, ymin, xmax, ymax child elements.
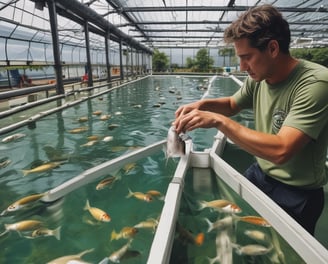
<box><xmin>268</xmin><ymin>40</ymin><xmax>279</xmax><ymax>57</ymax></box>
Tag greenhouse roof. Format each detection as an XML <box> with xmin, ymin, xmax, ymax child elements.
<box><xmin>0</xmin><ymin>0</ymin><xmax>328</xmax><ymax>52</ymax></box>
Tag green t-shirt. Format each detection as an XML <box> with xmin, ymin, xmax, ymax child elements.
<box><xmin>233</xmin><ymin>60</ymin><xmax>328</xmax><ymax>189</ymax></box>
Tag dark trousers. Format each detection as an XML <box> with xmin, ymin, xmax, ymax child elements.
<box><xmin>244</xmin><ymin>163</ymin><xmax>324</xmax><ymax>235</ymax></box>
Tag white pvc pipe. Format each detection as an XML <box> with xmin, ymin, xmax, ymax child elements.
<box><xmin>41</xmin><ymin>139</ymin><xmax>166</xmax><ymax>203</ymax></box>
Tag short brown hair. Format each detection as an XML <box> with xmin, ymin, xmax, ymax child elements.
<box><xmin>224</xmin><ymin>4</ymin><xmax>291</xmax><ymax>53</ymax></box>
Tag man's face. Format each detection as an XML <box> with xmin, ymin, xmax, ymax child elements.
<box><xmin>234</xmin><ymin>38</ymin><xmax>273</xmax><ymax>82</ymax></box>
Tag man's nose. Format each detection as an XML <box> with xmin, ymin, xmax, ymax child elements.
<box><xmin>240</xmin><ymin>61</ymin><xmax>248</xmax><ymax>71</ymax></box>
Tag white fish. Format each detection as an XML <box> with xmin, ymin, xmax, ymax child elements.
<box><xmin>26</xmin><ymin>226</ymin><xmax>61</xmax><ymax>240</ymax></box>
<box><xmin>80</xmin><ymin>140</ymin><xmax>98</xmax><ymax>147</ymax></box>
<box><xmin>133</xmin><ymin>218</ymin><xmax>158</xmax><ymax>232</ymax></box>
<box><xmin>0</xmin><ymin>220</ymin><xmax>43</xmax><ymax>236</ymax></box>
<box><xmin>198</xmin><ymin>199</ymin><xmax>242</xmax><ymax>213</ymax></box>
<box><xmin>2</xmin><ymin>133</ymin><xmax>26</xmax><ymax>143</ymax></box>
<box><xmin>232</xmin><ymin>243</ymin><xmax>273</xmax><ymax>256</ymax></box>
<box><xmin>244</xmin><ymin>230</ymin><xmax>270</xmax><ymax>243</ymax></box>
<box><xmin>108</xmin><ymin>240</ymin><xmax>132</xmax><ymax>263</ymax></box>
<box><xmin>0</xmin><ymin>158</ymin><xmax>11</xmax><ymax>168</ymax></box>
<box><xmin>166</xmin><ymin>126</ymin><xmax>190</xmax><ymax>158</ymax></box>
<box><xmin>100</xmin><ymin>114</ymin><xmax>111</xmax><ymax>120</ymax></box>
<box><xmin>102</xmin><ymin>136</ymin><xmax>113</xmax><ymax>142</ymax></box>
<box><xmin>208</xmin><ymin>230</ymin><xmax>233</xmax><ymax>264</ymax></box>
<box><xmin>203</xmin><ymin>216</ymin><xmax>234</xmax><ymax>233</ymax></box>
<box><xmin>47</xmin><ymin>248</ymin><xmax>94</xmax><ymax>264</ymax></box>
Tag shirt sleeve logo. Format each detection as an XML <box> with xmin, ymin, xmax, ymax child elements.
<box><xmin>272</xmin><ymin>109</ymin><xmax>287</xmax><ymax>134</ymax></box>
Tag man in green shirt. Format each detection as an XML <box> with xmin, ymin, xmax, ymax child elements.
<box><xmin>174</xmin><ymin>4</ymin><xmax>328</xmax><ymax>235</ymax></box>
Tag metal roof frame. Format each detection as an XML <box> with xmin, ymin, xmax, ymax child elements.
<box><xmin>101</xmin><ymin>1</ymin><xmax>328</xmax><ymax>49</ymax></box>
<box><xmin>1</xmin><ymin>0</ymin><xmax>328</xmax><ymax>53</ymax></box>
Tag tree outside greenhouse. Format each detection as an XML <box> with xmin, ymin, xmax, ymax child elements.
<box><xmin>152</xmin><ymin>46</ymin><xmax>328</xmax><ymax>74</ymax></box>
<box><xmin>152</xmin><ymin>49</ymin><xmax>169</xmax><ymax>72</ymax></box>
<box><xmin>291</xmin><ymin>47</ymin><xmax>328</xmax><ymax>67</ymax></box>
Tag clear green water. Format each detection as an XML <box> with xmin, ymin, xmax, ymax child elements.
<box><xmin>0</xmin><ymin>76</ymin><xmax>326</xmax><ymax>263</ymax></box>
<box><xmin>170</xmin><ymin>147</ymin><xmax>305</xmax><ymax>264</ymax></box>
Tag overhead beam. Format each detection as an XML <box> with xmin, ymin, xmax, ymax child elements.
<box><xmin>130</xmin><ymin>29</ymin><xmax>224</xmax><ymax>33</ymax></box>
<box><xmin>52</xmin><ymin>0</ymin><xmax>152</xmax><ymax>53</ymax></box>
<box><xmin>130</xmin><ymin>28</ymin><xmax>328</xmax><ymax>34</ymax></box>
<box><xmin>105</xmin><ymin>5</ymin><xmax>328</xmax><ymax>13</ymax></box>
<box><xmin>116</xmin><ymin>20</ymin><xmax>328</xmax><ymax>27</ymax></box>
<box><xmin>150</xmin><ymin>45</ymin><xmax>224</xmax><ymax>49</ymax></box>
<box><xmin>138</xmin><ymin>35</ymin><xmax>222</xmax><ymax>39</ymax></box>
<box><xmin>142</xmin><ymin>39</ymin><xmax>218</xmax><ymax>43</ymax></box>
<box><xmin>104</xmin><ymin>0</ymin><xmax>150</xmax><ymax>42</ymax></box>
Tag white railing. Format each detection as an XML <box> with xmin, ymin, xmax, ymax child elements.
<box><xmin>147</xmin><ymin>140</ymin><xmax>192</xmax><ymax>263</ymax></box>
<box><xmin>41</xmin><ymin>139</ymin><xmax>166</xmax><ymax>203</ymax></box>
<box><xmin>148</xmin><ymin>131</ymin><xmax>328</xmax><ymax>263</ymax></box>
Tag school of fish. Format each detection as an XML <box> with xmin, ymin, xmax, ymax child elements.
<box><xmin>0</xmin><ymin>118</ymin><xmax>166</xmax><ymax>263</ymax></box>
<box><xmin>1</xmin><ymin>108</ymin><xmax>287</xmax><ymax>263</ymax></box>
<box><xmin>197</xmin><ymin>196</ymin><xmax>280</xmax><ymax>263</ymax></box>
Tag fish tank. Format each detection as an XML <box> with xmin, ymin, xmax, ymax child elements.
<box><xmin>169</xmin><ymin>167</ymin><xmax>305</xmax><ymax>264</ymax></box>
<box><xmin>0</xmin><ymin>75</ymin><xmax>327</xmax><ymax>263</ymax></box>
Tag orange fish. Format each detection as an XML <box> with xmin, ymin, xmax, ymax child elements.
<box><xmin>238</xmin><ymin>216</ymin><xmax>271</xmax><ymax>227</ymax></box>
<box><xmin>92</xmin><ymin>110</ymin><xmax>102</xmax><ymax>115</ymax></box>
<box><xmin>193</xmin><ymin>233</ymin><xmax>205</xmax><ymax>246</ymax></box>
<box><xmin>78</xmin><ymin>116</ymin><xmax>88</xmax><ymax>122</ymax></box>
<box><xmin>111</xmin><ymin>226</ymin><xmax>138</xmax><ymax>241</ymax></box>
<box><xmin>198</xmin><ymin>199</ymin><xmax>241</xmax><ymax>213</ymax></box>
<box><xmin>1</xmin><ymin>192</ymin><xmax>46</xmax><ymax>215</ymax></box>
<box><xmin>126</xmin><ymin>189</ymin><xmax>153</xmax><ymax>202</ymax></box>
<box><xmin>87</xmin><ymin>135</ymin><xmax>101</xmax><ymax>141</ymax></box>
<box><xmin>68</xmin><ymin>126</ymin><xmax>88</xmax><ymax>134</ymax></box>
<box><xmin>84</xmin><ymin>200</ymin><xmax>111</xmax><ymax>222</ymax></box>
<box><xmin>176</xmin><ymin>222</ymin><xmax>204</xmax><ymax>246</ymax></box>
<box><xmin>96</xmin><ymin>175</ymin><xmax>121</xmax><ymax>190</ymax></box>
<box><xmin>22</xmin><ymin>162</ymin><xmax>61</xmax><ymax>176</ymax></box>
<box><xmin>146</xmin><ymin>190</ymin><xmax>164</xmax><ymax>200</ymax></box>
